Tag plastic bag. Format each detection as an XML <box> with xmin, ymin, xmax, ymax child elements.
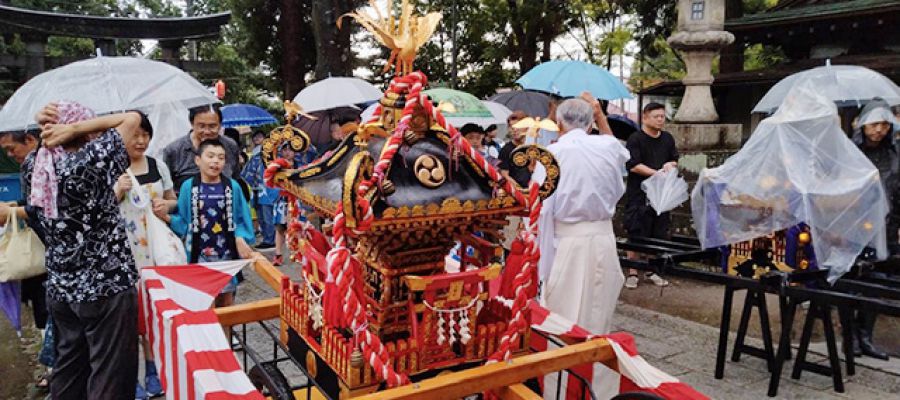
<box><xmin>691</xmin><ymin>83</ymin><xmax>888</xmax><ymax>282</ymax></box>
<box><xmin>641</xmin><ymin>168</ymin><xmax>689</xmax><ymax>215</ymax></box>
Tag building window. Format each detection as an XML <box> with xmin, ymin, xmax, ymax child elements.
<box><xmin>691</xmin><ymin>0</ymin><xmax>705</xmax><ymax>20</ymax></box>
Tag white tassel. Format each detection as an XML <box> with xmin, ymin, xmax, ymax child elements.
<box><xmin>459</xmin><ymin>311</ymin><xmax>472</xmax><ymax>344</ymax></box>
<box><xmin>437</xmin><ymin>313</ymin><xmax>446</xmax><ymax>345</ymax></box>
<box><xmin>311</xmin><ymin>301</ymin><xmax>324</xmax><ymax>330</ymax></box>
<box><xmin>448</xmin><ymin>314</ymin><xmax>457</xmax><ymax>344</ymax></box>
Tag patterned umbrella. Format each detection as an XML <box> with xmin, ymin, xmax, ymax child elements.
<box><xmin>221</xmin><ymin>104</ymin><xmax>278</xmax><ymax>128</ymax></box>
<box><xmin>0</xmin><ymin>281</ymin><xmax>21</xmax><ymax>336</ymax></box>
<box><xmin>423</xmin><ymin>88</ymin><xmax>500</xmax><ymax>127</ymax></box>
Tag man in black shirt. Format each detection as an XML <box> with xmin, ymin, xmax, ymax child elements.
<box><xmin>498</xmin><ymin>110</ymin><xmax>530</xmax><ymax>187</ymax></box>
<box><xmin>624</xmin><ymin>102</ymin><xmax>679</xmax><ymax>289</ymax></box>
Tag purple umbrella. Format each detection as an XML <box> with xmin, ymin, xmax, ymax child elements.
<box><xmin>0</xmin><ymin>281</ymin><xmax>21</xmax><ymax>336</ymax></box>
<box><xmin>292</xmin><ymin>107</ymin><xmax>361</xmax><ymax>149</ymax></box>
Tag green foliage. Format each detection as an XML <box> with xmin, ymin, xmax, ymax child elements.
<box><xmin>743</xmin><ymin>0</ymin><xmax>778</xmax><ymax>14</ymax></box>
<box><xmin>616</xmin><ymin>0</ymin><xmax>676</xmax><ymax>58</ymax></box>
<box><xmin>597</xmin><ymin>26</ymin><xmax>633</xmax><ymax>63</ymax></box>
<box><xmin>45</xmin><ymin>37</ymin><xmax>97</xmax><ymax>58</ymax></box>
<box><xmin>195</xmin><ymin>40</ymin><xmax>279</xmax><ymax>109</ymax></box>
<box><xmin>628</xmin><ymin>37</ymin><xmax>684</xmax><ymax>90</ymax></box>
<box><xmin>743</xmin><ymin>43</ymin><xmax>786</xmax><ymax>71</ymax></box>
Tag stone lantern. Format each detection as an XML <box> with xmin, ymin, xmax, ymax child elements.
<box><xmin>667</xmin><ymin>0</ymin><xmax>734</xmax><ymax>122</ymax></box>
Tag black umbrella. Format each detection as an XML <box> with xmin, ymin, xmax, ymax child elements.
<box><xmin>292</xmin><ymin>106</ymin><xmax>361</xmax><ymax>150</ymax></box>
<box><xmin>607</xmin><ymin>114</ymin><xmax>640</xmax><ymax>141</ymax></box>
<box><xmin>488</xmin><ymin>90</ymin><xmax>553</xmax><ymax>118</ymax></box>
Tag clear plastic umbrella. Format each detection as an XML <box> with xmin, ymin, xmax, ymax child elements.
<box><xmin>752</xmin><ymin>63</ymin><xmax>900</xmax><ymax>114</ymax></box>
<box><xmin>292</xmin><ymin>77</ymin><xmax>382</xmax><ymax>113</ymax></box>
<box><xmin>0</xmin><ymin>55</ymin><xmax>218</xmax><ymax>156</ymax></box>
<box><xmin>642</xmin><ymin>169</ymin><xmax>689</xmax><ymax>215</ymax></box>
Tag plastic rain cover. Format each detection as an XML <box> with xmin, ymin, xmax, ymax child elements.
<box><xmin>641</xmin><ymin>169</ymin><xmax>689</xmax><ymax>215</ymax></box>
<box><xmin>691</xmin><ymin>84</ymin><xmax>888</xmax><ymax>282</ymax></box>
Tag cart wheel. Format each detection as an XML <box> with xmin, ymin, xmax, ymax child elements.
<box><xmin>249</xmin><ymin>362</ymin><xmax>293</xmax><ymax>400</ymax></box>
<box><xmin>611</xmin><ymin>393</ymin><xmax>665</xmax><ymax>400</ymax></box>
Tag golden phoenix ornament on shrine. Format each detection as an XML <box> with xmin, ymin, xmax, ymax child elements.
<box><xmin>338</xmin><ymin>0</ymin><xmax>442</xmax><ymax>76</ymax></box>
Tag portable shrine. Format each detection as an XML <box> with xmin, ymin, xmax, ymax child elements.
<box><xmin>260</xmin><ymin>1</ymin><xmax>560</xmax><ymax>397</ymax></box>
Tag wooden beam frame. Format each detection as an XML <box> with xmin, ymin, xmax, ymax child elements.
<box><xmin>214</xmin><ymin>254</ymin><xmax>284</xmax><ymax>327</ymax></box>
<box><xmin>215</xmin><ymin>297</ymin><xmax>280</xmax><ymax>327</ymax></box>
<box><xmin>354</xmin><ymin>339</ymin><xmax>614</xmax><ymax>400</ymax></box>
<box><xmin>496</xmin><ymin>384</ymin><xmax>542</xmax><ymax>400</ymax></box>
<box><xmin>250</xmin><ymin>253</ymin><xmax>285</xmax><ymax>291</ymax></box>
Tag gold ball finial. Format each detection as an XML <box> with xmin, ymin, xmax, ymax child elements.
<box><xmin>798</xmin><ymin>232</ymin><xmax>811</xmax><ymax>245</ymax></box>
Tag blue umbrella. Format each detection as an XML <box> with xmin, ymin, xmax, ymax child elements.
<box><xmin>0</xmin><ymin>281</ymin><xmax>21</xmax><ymax>336</ymax></box>
<box><xmin>516</xmin><ymin>60</ymin><xmax>632</xmax><ymax>100</ymax></box>
<box><xmin>221</xmin><ymin>104</ymin><xmax>278</xmax><ymax>128</ymax></box>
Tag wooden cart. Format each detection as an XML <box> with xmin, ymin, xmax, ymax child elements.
<box><xmin>215</xmin><ymin>257</ymin><xmax>619</xmax><ymax>400</ymax></box>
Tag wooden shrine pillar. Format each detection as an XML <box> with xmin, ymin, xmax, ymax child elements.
<box><xmin>22</xmin><ymin>33</ymin><xmax>46</xmax><ymax>79</ymax></box>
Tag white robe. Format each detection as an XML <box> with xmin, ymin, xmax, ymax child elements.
<box><xmin>534</xmin><ymin>129</ymin><xmax>629</xmax><ymax>334</ymax></box>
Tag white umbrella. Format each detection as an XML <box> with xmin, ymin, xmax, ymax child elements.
<box><xmin>0</xmin><ymin>56</ymin><xmax>218</xmax><ymax>156</ymax></box>
<box><xmin>752</xmin><ymin>63</ymin><xmax>900</xmax><ymax>114</ymax></box>
<box><xmin>482</xmin><ymin>100</ymin><xmax>512</xmax><ymax>124</ymax></box>
<box><xmin>360</xmin><ymin>102</ymin><xmax>379</xmax><ymax>124</ymax></box>
<box><xmin>292</xmin><ymin>77</ymin><xmax>382</xmax><ymax>113</ymax></box>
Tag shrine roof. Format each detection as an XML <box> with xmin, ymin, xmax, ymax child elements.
<box><xmin>726</xmin><ymin>0</ymin><xmax>900</xmax><ymax>31</ymax></box>
<box><xmin>638</xmin><ymin>54</ymin><xmax>900</xmax><ymax>96</ymax></box>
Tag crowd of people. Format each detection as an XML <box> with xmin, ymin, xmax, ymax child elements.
<box><xmin>0</xmin><ymin>91</ymin><xmax>897</xmax><ymax>399</ymax></box>
<box><xmin>0</xmin><ymin>102</ymin><xmax>274</xmax><ymax>399</ymax></box>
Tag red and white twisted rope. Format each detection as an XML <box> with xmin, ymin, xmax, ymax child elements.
<box><xmin>299</xmin><ymin>70</ymin><xmax>544</xmax><ymax>389</ymax></box>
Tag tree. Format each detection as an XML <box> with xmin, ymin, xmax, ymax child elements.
<box><xmin>615</xmin><ymin>0</ymin><xmax>676</xmax><ymax>59</ymax></box>
<box><xmin>311</xmin><ymin>0</ymin><xmax>361</xmax><ymax>80</ymax></box>
<box><xmin>626</xmin><ymin>0</ymin><xmax>785</xmax><ymax>89</ymax></box>
<box><xmin>224</xmin><ymin>0</ymin><xmax>317</xmax><ymax>101</ymax></box>
<box><xmin>500</xmin><ymin>0</ymin><xmax>571</xmax><ymax>73</ymax></box>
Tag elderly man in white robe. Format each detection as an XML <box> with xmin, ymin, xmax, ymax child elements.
<box><xmin>535</xmin><ymin>97</ymin><xmax>629</xmax><ymax>335</ymax></box>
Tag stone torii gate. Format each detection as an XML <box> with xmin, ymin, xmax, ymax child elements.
<box><xmin>0</xmin><ymin>3</ymin><xmax>230</xmax><ymax>81</ymax></box>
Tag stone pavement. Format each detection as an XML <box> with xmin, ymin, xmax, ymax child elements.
<box><xmin>613</xmin><ymin>301</ymin><xmax>900</xmax><ymax>399</ymax></box>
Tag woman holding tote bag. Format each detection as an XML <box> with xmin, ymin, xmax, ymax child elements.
<box><xmin>110</xmin><ymin>111</ymin><xmax>181</xmax><ymax>399</ymax></box>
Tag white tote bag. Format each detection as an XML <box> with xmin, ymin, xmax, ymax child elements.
<box><xmin>126</xmin><ymin>169</ymin><xmax>187</xmax><ymax>266</ymax></box>
<box><xmin>146</xmin><ymin>211</ymin><xmax>187</xmax><ymax>266</ymax></box>
<box><xmin>0</xmin><ymin>211</ymin><xmax>46</xmax><ymax>281</ymax></box>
